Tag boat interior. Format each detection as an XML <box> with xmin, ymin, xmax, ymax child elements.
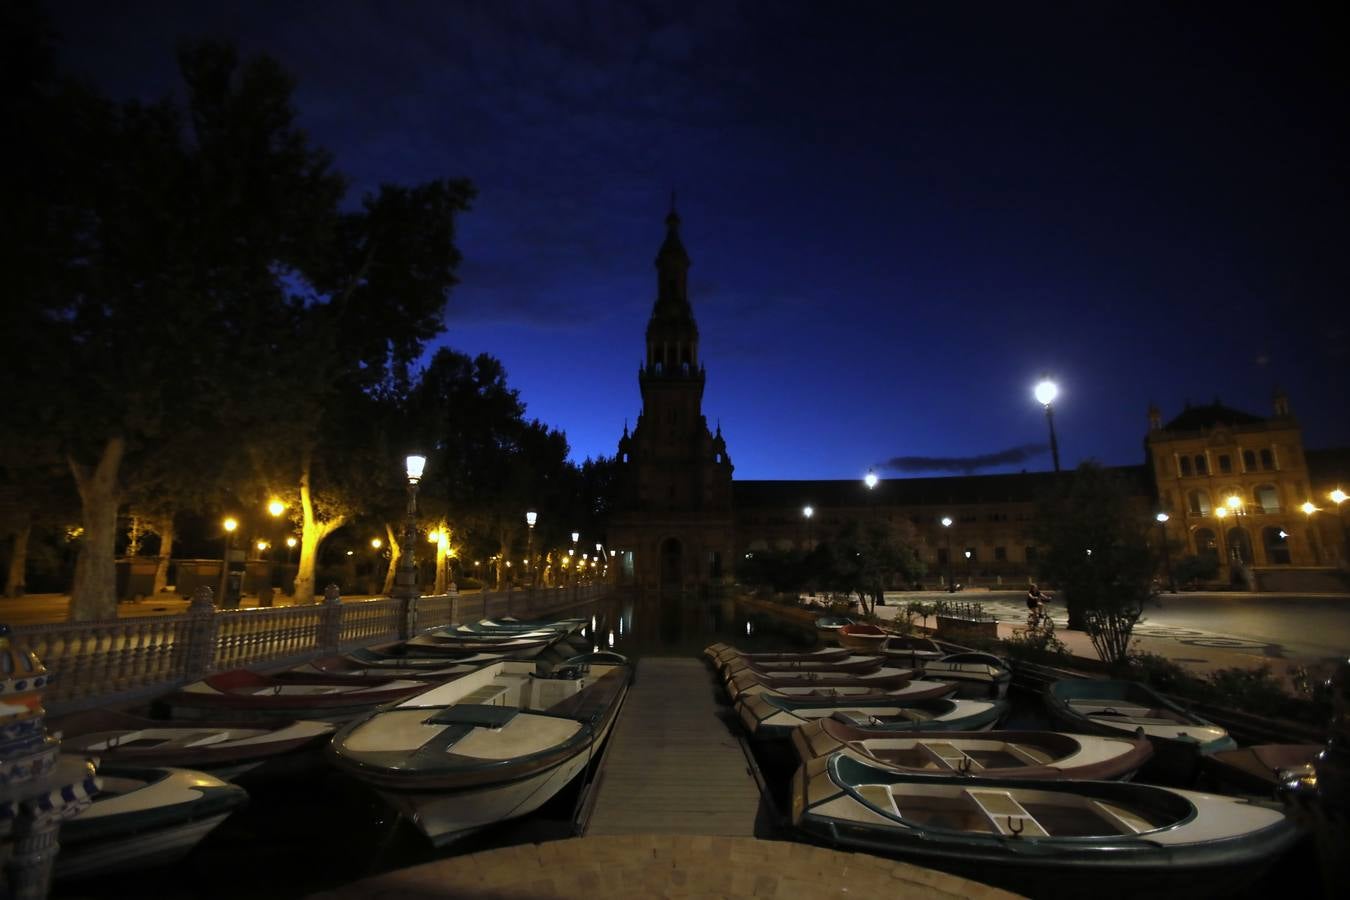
<box><xmin>855</xmin><ymin>738</ymin><xmax>1055</xmax><ymax>772</ymax></box>
<box><xmin>848</xmin><ymin>781</ymin><xmax>1173</xmax><ymax>837</ymax></box>
<box><xmin>1067</xmin><ymin>698</ymin><xmax>1189</xmax><ymax>725</ymax></box>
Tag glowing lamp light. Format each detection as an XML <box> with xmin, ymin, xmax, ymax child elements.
<box><xmin>596</xmin><ymin>543</ymin><xmax>603</xmax><ymax>555</ymax></box>
<box><xmin>864</xmin><ymin>470</ymin><xmax>878</xmax><ymax>490</ymax></box>
<box><xmin>405</xmin><ymin>455</ymin><xmax>426</xmax><ymax>482</ymax></box>
<box><xmin>526</xmin><ymin>511</ymin><xmax>537</xmax><ymax>527</ymax></box>
<box><xmin>371</xmin><ymin>538</ymin><xmax>383</xmax><ymax>549</ymax></box>
<box><xmin>427</xmin><ymin>531</ymin><xmax>441</xmax><ymax>544</ymax></box>
<box><xmin>803</xmin><ymin>506</ymin><xmax>814</xmax><ymax>519</ymax></box>
<box><xmin>941</xmin><ymin>516</ymin><xmax>953</xmax><ymax>528</ymax></box>
<box><xmin>345</xmin><ymin>550</ymin><xmax>353</xmax><ymax>556</ymax></box>
<box><xmin>963</xmin><ymin>549</ymin><xmax>972</xmax><ymax>559</ymax></box>
<box><xmin>1226</xmin><ymin>495</ymin><xmax>1242</xmax><ymax>511</ymax></box>
<box><xmin>1034</xmin><ymin>378</ymin><xmax>1059</xmax><ymax>407</ymax></box>
<box><xmin>267</xmin><ymin>499</ymin><xmax>285</xmax><ymax>517</ymax></box>
<box><xmin>1278</xmin><ymin>530</ymin><xmax>1289</xmax><ymax>540</ymax></box>
<box><xmin>286</xmin><ymin>537</ymin><xmax>297</xmax><ymax>548</ymax></box>
<box><xmin>256</xmin><ymin>540</ymin><xmax>269</xmax><ymax>551</ymax></box>
<box><xmin>1301</xmin><ymin>502</ymin><xmax>1316</xmax><ymax>515</ymax></box>
<box><xmin>1216</xmin><ymin>507</ymin><xmax>1228</xmax><ymax>520</ymax></box>
<box><xmin>223</xmin><ymin>517</ymin><xmax>238</xmax><ymax>533</ymax></box>
<box><xmin>1331</xmin><ymin>489</ymin><xmax>1348</xmax><ymax>505</ymax></box>
<box><xmin>1156</xmin><ymin>512</ymin><xmax>1169</xmax><ymax>523</ymax></box>
<box><xmin>607</xmin><ymin>630</ymin><xmax>615</xmax><ymax>648</ymax></box>
<box><xmin>571</xmin><ymin>531</ymin><xmax>580</xmax><ymax>543</ymax></box>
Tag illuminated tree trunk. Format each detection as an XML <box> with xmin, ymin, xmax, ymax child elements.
<box><xmin>151</xmin><ymin>514</ymin><xmax>175</xmax><ymax>596</ymax></box>
<box><xmin>381</xmin><ymin>523</ymin><xmax>400</xmax><ymax>595</ymax></box>
<box><xmin>68</xmin><ymin>436</ymin><xmax>124</xmax><ymax>621</ymax></box>
<box><xmin>433</xmin><ymin>519</ymin><xmax>449</xmax><ymax>594</ymax></box>
<box><xmin>5</xmin><ymin>521</ymin><xmax>30</xmax><ymax>597</ymax></box>
<box><xmin>293</xmin><ymin>451</ymin><xmax>344</xmax><ymax>604</ymax></box>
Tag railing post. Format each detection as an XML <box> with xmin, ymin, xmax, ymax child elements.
<box><xmin>397</xmin><ymin>586</ymin><xmax>418</xmax><ymax>641</ymax></box>
<box><xmin>322</xmin><ymin>583</ymin><xmax>343</xmax><ymax>652</ymax></box>
<box><xmin>185</xmin><ymin>585</ymin><xmax>220</xmax><ymax>680</ymax></box>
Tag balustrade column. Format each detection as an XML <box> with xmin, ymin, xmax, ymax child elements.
<box><xmin>184</xmin><ymin>586</ymin><xmax>219</xmax><ymax>680</ymax></box>
<box><xmin>321</xmin><ymin>584</ymin><xmax>343</xmax><ymax>651</ymax></box>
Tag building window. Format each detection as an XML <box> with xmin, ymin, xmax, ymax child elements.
<box><xmin>1260</xmin><ymin>448</ymin><xmax>1274</xmax><ymax>470</ymax></box>
<box><xmin>1256</xmin><ymin>484</ymin><xmax>1279</xmax><ymax>513</ymax></box>
<box><xmin>1194</xmin><ymin>455</ymin><xmax>1208</xmax><ymax>475</ymax></box>
<box><xmin>1179</xmin><ymin>457</ymin><xmax>1193</xmax><ymax>477</ymax></box>
<box><xmin>1188</xmin><ymin>490</ymin><xmax>1211</xmax><ymax>515</ymax></box>
<box><xmin>1242</xmin><ymin>449</ymin><xmax>1256</xmax><ymax>471</ymax></box>
<box><xmin>994</xmin><ymin>546</ymin><xmax>1007</xmax><ymax>561</ymax></box>
<box><xmin>1218</xmin><ymin>454</ymin><xmax>1231</xmax><ymax>473</ymax></box>
<box><xmin>1194</xmin><ymin>528</ymin><xmax>1218</xmax><ymax>559</ymax></box>
<box><xmin>1025</xmin><ymin>546</ymin><xmax>1039</xmax><ymax>563</ymax></box>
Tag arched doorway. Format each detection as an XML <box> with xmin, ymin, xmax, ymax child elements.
<box><xmin>1226</xmin><ymin>527</ymin><xmax>1253</xmax><ymax>565</ymax></box>
<box><xmin>1262</xmin><ymin>526</ymin><xmax>1291</xmax><ymax>565</ymax></box>
<box><xmin>1194</xmin><ymin>528</ymin><xmax>1218</xmax><ymax>562</ymax></box>
<box><xmin>660</xmin><ymin>537</ymin><xmax>683</xmax><ymax>586</ymax></box>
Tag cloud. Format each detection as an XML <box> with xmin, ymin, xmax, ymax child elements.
<box><xmin>879</xmin><ymin>443</ymin><xmax>1047</xmax><ymax>474</ymax></box>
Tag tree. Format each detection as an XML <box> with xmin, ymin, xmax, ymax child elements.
<box><xmin>1032</xmin><ymin>462</ymin><xmax>1154</xmax><ymax>663</ymax></box>
<box><xmin>816</xmin><ymin>520</ymin><xmax>924</xmax><ymax>617</ymax></box>
<box><xmin>6</xmin><ymin>32</ymin><xmax>473</xmax><ymax>616</ymax></box>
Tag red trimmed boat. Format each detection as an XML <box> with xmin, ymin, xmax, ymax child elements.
<box><xmin>837</xmin><ymin>622</ymin><xmax>890</xmax><ymax>652</ymax></box>
<box><xmin>156</xmin><ymin>669</ymin><xmax>432</xmax><ymax>722</ymax></box>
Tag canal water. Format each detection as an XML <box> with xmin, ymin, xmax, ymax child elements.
<box><xmin>52</xmin><ymin>591</ymin><xmax>1312</xmax><ymax>900</ymax></box>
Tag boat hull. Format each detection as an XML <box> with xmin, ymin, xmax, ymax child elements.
<box><xmin>792</xmin><ymin>762</ymin><xmax>1301</xmax><ymax>900</ymax></box>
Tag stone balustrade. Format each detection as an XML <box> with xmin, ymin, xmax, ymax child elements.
<box><xmin>8</xmin><ymin>583</ymin><xmax>608</xmax><ymax>714</ymax></box>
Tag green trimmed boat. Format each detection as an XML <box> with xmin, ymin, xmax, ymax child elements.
<box><xmin>1045</xmin><ymin>679</ymin><xmax>1235</xmax><ymax>784</ymax></box>
<box><xmin>793</xmin><ymin>754</ymin><xmax>1300</xmax><ymax>899</ymax></box>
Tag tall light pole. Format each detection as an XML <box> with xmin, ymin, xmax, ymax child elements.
<box><xmin>963</xmin><ymin>548</ymin><xmax>972</xmax><ymax>590</ymax></box>
<box><xmin>1331</xmin><ymin>488</ymin><xmax>1349</xmax><ymax>567</ymax></box>
<box><xmin>803</xmin><ymin>505</ymin><xmax>814</xmax><ymax>551</ymax></box>
<box><xmin>525</xmin><ymin>511</ymin><xmax>537</xmax><ymax>587</ymax></box>
<box><xmin>394</xmin><ymin>455</ymin><xmax>425</xmax><ymax>600</ymax></box>
<box><xmin>941</xmin><ymin>516</ymin><xmax>954</xmax><ymax>592</ymax></box>
<box><xmin>1225</xmin><ymin>494</ymin><xmax>1245</xmax><ymax>565</ymax></box>
<box><xmin>1215</xmin><ymin>506</ymin><xmax>1231</xmax><ymax>576</ymax></box>
<box><xmin>285</xmin><ymin>536</ymin><xmax>297</xmax><ymax>565</ymax></box>
<box><xmin>219</xmin><ymin>517</ymin><xmax>238</xmax><ymax>604</ymax></box>
<box><xmin>570</xmin><ymin>531</ymin><xmax>579</xmax><ymax>586</ymax></box>
<box><xmin>1155</xmin><ymin>512</ymin><xmax>1173</xmax><ymax>591</ymax></box>
<box><xmin>1034</xmin><ymin>376</ymin><xmax>1061</xmax><ymax>474</ymax></box>
<box><xmin>1300</xmin><ymin>502</ymin><xmax>1321</xmax><ymax>565</ymax></box>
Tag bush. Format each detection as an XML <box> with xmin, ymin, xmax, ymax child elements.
<box><xmin>999</xmin><ymin>629</ymin><xmax>1071</xmax><ymax>665</ymax></box>
<box><xmin>1173</xmin><ymin>554</ymin><xmax>1219</xmax><ymax>588</ymax></box>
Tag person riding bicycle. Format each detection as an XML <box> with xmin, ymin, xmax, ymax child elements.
<box><xmin>1026</xmin><ymin>583</ymin><xmax>1051</xmax><ymax>614</ymax></box>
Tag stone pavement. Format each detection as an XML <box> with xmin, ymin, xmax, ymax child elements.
<box><xmin>308</xmin><ymin>834</ymin><xmax>1021</xmax><ymax>900</ymax></box>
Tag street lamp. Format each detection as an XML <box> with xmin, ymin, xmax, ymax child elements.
<box><xmin>393</xmin><ymin>454</ymin><xmax>425</xmax><ymax>600</ymax></box>
<box><xmin>1155</xmin><ymin>512</ymin><xmax>1174</xmax><ymax>591</ymax></box>
<box><xmin>1331</xmin><ymin>489</ymin><xmax>1349</xmax><ymax>567</ymax></box>
<box><xmin>267</xmin><ymin>499</ymin><xmax>285</xmax><ymax>518</ymax></box>
<box><xmin>1034</xmin><ymin>376</ymin><xmax>1061</xmax><ymax>474</ymax></box>
<box><xmin>525</xmin><ymin>511</ymin><xmax>537</xmax><ymax>587</ymax></box>
<box><xmin>1225</xmin><ymin>494</ymin><xmax>1245</xmax><ymax>564</ymax></box>
<box><xmin>864</xmin><ymin>470</ymin><xmax>878</xmax><ymax>490</ymax></box>
<box><xmin>963</xmin><ymin>548</ymin><xmax>972</xmax><ymax>589</ymax></box>
<box><xmin>219</xmin><ymin>517</ymin><xmax>238</xmax><ymax>603</ymax></box>
<box><xmin>803</xmin><ymin>505</ymin><xmax>814</xmax><ymax>550</ymax></box>
<box><xmin>941</xmin><ymin>516</ymin><xmax>954</xmax><ymax>592</ymax></box>
<box><xmin>1215</xmin><ymin>506</ymin><xmax>1231</xmax><ymax>572</ymax></box>
<box><xmin>1301</xmin><ymin>502</ymin><xmax>1321</xmax><ymax>565</ymax></box>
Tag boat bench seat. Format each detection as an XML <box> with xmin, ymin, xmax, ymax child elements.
<box><xmin>457</xmin><ymin>683</ymin><xmax>512</xmax><ymax>706</ymax></box>
<box><xmin>1090</xmin><ymin>800</ymin><xmax>1149</xmax><ymax>834</ymax></box>
<box><xmin>963</xmin><ymin>790</ymin><xmax>1049</xmax><ymax>837</ymax></box>
<box><xmin>854</xmin><ymin>784</ymin><xmax>900</xmax><ymax>817</ymax></box>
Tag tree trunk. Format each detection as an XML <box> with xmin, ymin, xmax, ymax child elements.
<box><xmin>293</xmin><ymin>450</ymin><xmax>344</xmax><ymax>604</ymax></box>
<box><xmin>381</xmin><ymin>522</ymin><xmax>400</xmax><ymax>595</ymax></box>
<box><xmin>5</xmin><ymin>520</ymin><xmax>31</xmax><ymax>597</ymax></box>
<box><xmin>433</xmin><ymin>519</ymin><xmax>448</xmax><ymax>594</ymax></box>
<box><xmin>68</xmin><ymin>436</ymin><xmax>125</xmax><ymax>621</ymax></box>
<box><xmin>151</xmin><ymin>513</ymin><xmax>175</xmax><ymax>596</ymax></box>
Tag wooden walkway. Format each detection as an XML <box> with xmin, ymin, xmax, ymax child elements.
<box><xmin>584</xmin><ymin>657</ymin><xmax>764</xmax><ymax>836</ymax></box>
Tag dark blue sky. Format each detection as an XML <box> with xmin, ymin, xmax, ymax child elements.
<box><xmin>50</xmin><ymin>1</ymin><xmax>1348</xmax><ymax>479</ymax></box>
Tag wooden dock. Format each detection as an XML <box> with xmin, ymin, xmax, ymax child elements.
<box><xmin>583</xmin><ymin>657</ymin><xmax>765</xmax><ymax>836</ymax></box>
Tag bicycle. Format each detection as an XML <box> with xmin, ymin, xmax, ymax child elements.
<box><xmin>1025</xmin><ymin>604</ymin><xmax>1055</xmax><ymax>634</ymax></box>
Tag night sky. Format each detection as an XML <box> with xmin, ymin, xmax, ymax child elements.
<box><xmin>48</xmin><ymin>1</ymin><xmax>1348</xmax><ymax>479</ymax></box>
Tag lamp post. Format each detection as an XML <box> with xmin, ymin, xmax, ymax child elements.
<box><xmin>1155</xmin><ymin>512</ymin><xmax>1174</xmax><ymax>592</ymax></box>
<box><xmin>285</xmin><ymin>536</ymin><xmax>297</xmax><ymax>565</ymax></box>
<box><xmin>1301</xmin><ymin>501</ymin><xmax>1321</xmax><ymax>565</ymax></box>
<box><xmin>963</xmin><ymin>548</ymin><xmax>972</xmax><ymax>590</ymax></box>
<box><xmin>1225</xmin><ymin>494</ymin><xmax>1245</xmax><ymax>565</ymax></box>
<box><xmin>1331</xmin><ymin>488</ymin><xmax>1349</xmax><ymax>567</ymax></box>
<box><xmin>525</xmin><ymin>511</ymin><xmax>537</xmax><ymax>587</ymax></box>
<box><xmin>394</xmin><ymin>455</ymin><xmax>425</xmax><ymax>600</ymax></box>
<box><xmin>1215</xmin><ymin>506</ymin><xmax>1231</xmax><ymax>578</ymax></box>
<box><xmin>570</xmin><ymin>531</ymin><xmax>579</xmax><ymax>586</ymax></box>
<box><xmin>803</xmin><ymin>506</ymin><xmax>814</xmax><ymax>551</ymax></box>
<box><xmin>219</xmin><ymin>517</ymin><xmax>238</xmax><ymax>604</ymax></box>
<box><xmin>941</xmin><ymin>516</ymin><xmax>954</xmax><ymax>592</ymax></box>
<box><xmin>1034</xmin><ymin>377</ymin><xmax>1061</xmax><ymax>474</ymax></box>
